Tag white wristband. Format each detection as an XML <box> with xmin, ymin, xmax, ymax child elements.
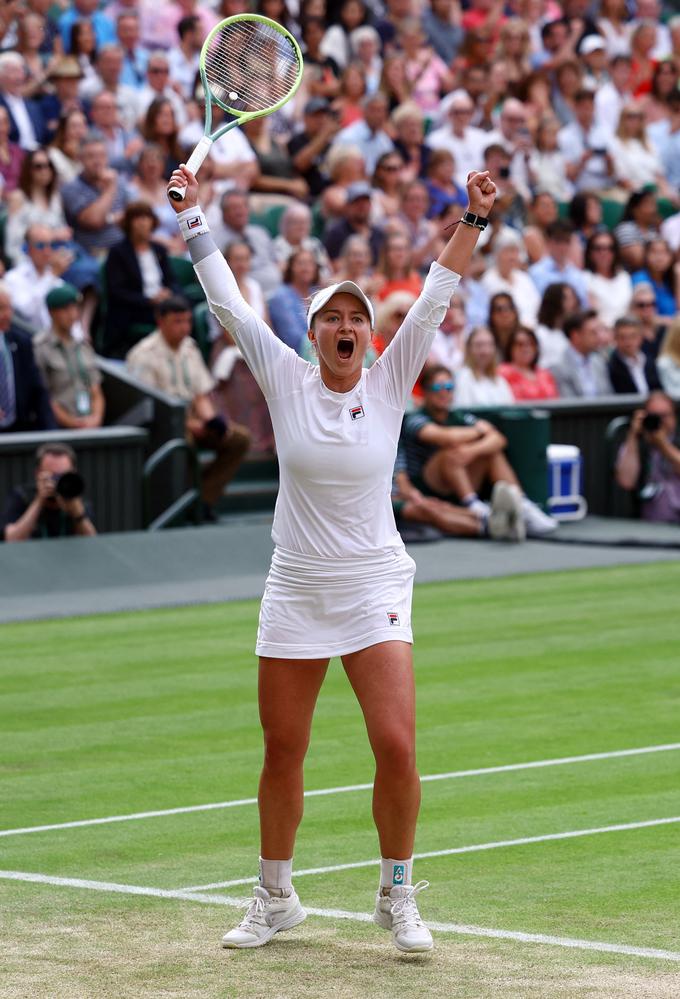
<box><xmin>176</xmin><ymin>207</ymin><xmax>210</xmax><ymax>242</ymax></box>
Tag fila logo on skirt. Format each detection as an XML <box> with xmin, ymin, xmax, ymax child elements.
<box><xmin>387</xmin><ymin>612</ymin><xmax>400</xmax><ymax>626</ymax></box>
<box><xmin>349</xmin><ymin>405</ymin><xmax>365</xmax><ymax>420</ymax></box>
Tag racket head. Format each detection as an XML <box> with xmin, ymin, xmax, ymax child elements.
<box><xmin>199</xmin><ymin>14</ymin><xmax>303</xmax><ymax>120</ymax></box>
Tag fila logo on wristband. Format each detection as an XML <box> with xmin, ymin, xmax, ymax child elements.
<box><xmin>393</xmin><ymin>864</ymin><xmax>405</xmax><ymax>884</ymax></box>
<box><xmin>187</xmin><ymin>215</ymin><xmax>203</xmax><ymax>229</ymax></box>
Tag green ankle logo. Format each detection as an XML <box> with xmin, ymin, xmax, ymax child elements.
<box><xmin>393</xmin><ymin>864</ymin><xmax>405</xmax><ymax>884</ymax></box>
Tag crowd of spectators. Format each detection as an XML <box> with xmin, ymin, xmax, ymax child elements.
<box><xmin>1</xmin><ymin>0</ymin><xmax>680</xmax><ymax>532</ymax></box>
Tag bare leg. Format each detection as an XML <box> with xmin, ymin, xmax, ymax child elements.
<box><xmin>402</xmin><ymin>495</ymin><xmax>480</xmax><ymax>536</ymax></box>
<box><xmin>342</xmin><ymin>641</ymin><xmax>419</xmax><ymax>858</ymax></box>
<box><xmin>258</xmin><ymin>657</ymin><xmax>329</xmax><ymax>858</ymax></box>
<box><xmin>422</xmin><ymin>447</ymin><xmax>475</xmax><ymax>500</ymax></box>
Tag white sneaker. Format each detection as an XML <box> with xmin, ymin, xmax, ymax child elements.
<box><xmin>488</xmin><ymin>482</ymin><xmax>526</xmax><ymax>542</ymax></box>
<box><xmin>521</xmin><ymin>497</ymin><xmax>559</xmax><ymax>537</ymax></box>
<box><xmin>221</xmin><ymin>886</ymin><xmax>306</xmax><ymax>948</ymax></box>
<box><xmin>373</xmin><ymin>880</ymin><xmax>433</xmax><ymax>953</ymax></box>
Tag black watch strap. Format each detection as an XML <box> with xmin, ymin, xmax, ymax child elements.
<box><xmin>461</xmin><ymin>210</ymin><xmax>489</xmax><ymax>231</ymax></box>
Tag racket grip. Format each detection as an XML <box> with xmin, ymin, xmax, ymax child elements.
<box><xmin>168</xmin><ymin>136</ymin><xmax>214</xmax><ymax>202</ymax></box>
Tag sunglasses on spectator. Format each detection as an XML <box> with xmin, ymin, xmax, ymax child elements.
<box><xmin>634</xmin><ymin>299</ymin><xmax>656</xmax><ymax>307</ymax></box>
<box><xmin>31</xmin><ymin>239</ymin><xmax>69</xmax><ymax>249</ymax></box>
<box><xmin>428</xmin><ymin>381</ymin><xmax>454</xmax><ymax>392</ymax></box>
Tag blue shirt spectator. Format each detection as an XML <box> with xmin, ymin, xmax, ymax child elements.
<box><xmin>529</xmin><ymin>221</ymin><xmax>589</xmax><ymax>308</ymax></box>
<box><xmin>267</xmin><ymin>249</ymin><xmax>321</xmax><ymax>354</ymax></box>
<box><xmin>333</xmin><ymin>93</ymin><xmax>394</xmax><ymax>174</ymax></box>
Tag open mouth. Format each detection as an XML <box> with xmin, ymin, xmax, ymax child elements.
<box><xmin>337</xmin><ymin>338</ymin><xmax>355</xmax><ymax>360</ymax></box>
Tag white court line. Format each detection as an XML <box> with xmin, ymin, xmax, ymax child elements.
<box><xmin>1</xmin><ymin>869</ymin><xmax>679</xmax><ymax>964</ymax></box>
<box><xmin>180</xmin><ymin>815</ymin><xmax>680</xmax><ymax>892</ymax></box>
<box><xmin>2</xmin><ymin>741</ymin><xmax>679</xmax><ymax>840</ymax></box>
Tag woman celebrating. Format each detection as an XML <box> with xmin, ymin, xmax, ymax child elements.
<box><xmin>167</xmin><ymin>162</ymin><xmax>497</xmax><ymax>953</ymax></box>
<box><xmin>498</xmin><ymin>327</ymin><xmax>560</xmax><ymax>401</ymax></box>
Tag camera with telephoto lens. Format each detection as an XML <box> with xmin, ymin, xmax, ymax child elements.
<box><xmin>642</xmin><ymin>413</ymin><xmax>662</xmax><ymax>434</ymax></box>
<box><xmin>54</xmin><ymin>471</ymin><xmax>85</xmax><ymax>500</ymax></box>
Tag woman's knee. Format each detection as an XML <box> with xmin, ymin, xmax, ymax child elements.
<box><xmin>372</xmin><ymin>728</ymin><xmax>417</xmax><ymax>775</ymax></box>
<box><xmin>262</xmin><ymin>727</ymin><xmax>310</xmax><ymax>773</ymax></box>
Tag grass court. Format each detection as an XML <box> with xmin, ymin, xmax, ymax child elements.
<box><xmin>2</xmin><ymin>561</ymin><xmax>680</xmax><ymax>998</ymax></box>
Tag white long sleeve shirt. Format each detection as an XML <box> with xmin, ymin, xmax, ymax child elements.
<box><xmin>191</xmin><ymin>239</ymin><xmax>460</xmax><ymax>558</ymax></box>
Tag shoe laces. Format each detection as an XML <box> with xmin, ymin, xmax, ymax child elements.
<box><xmin>391</xmin><ymin>880</ymin><xmax>429</xmax><ymax>926</ymax></box>
<box><xmin>237</xmin><ymin>887</ymin><xmax>269</xmax><ymax>930</ymax></box>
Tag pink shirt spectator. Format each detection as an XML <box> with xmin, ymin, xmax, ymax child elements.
<box><xmin>498</xmin><ymin>363</ymin><xmax>559</xmax><ymax>401</ymax></box>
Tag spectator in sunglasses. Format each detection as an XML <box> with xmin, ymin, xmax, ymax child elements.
<box><xmin>3</xmin><ymin>222</ymin><xmax>73</xmax><ymax>333</ymax></box>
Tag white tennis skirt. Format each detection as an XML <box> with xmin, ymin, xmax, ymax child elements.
<box><xmin>255</xmin><ymin>544</ymin><xmax>417</xmax><ymax>659</ymax></box>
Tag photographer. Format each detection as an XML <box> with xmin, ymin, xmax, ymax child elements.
<box><xmin>2</xmin><ymin>442</ymin><xmax>96</xmax><ymax>541</ymax></box>
<box><xmin>615</xmin><ymin>392</ymin><xmax>680</xmax><ymax>524</ymax></box>
<box><xmin>126</xmin><ymin>295</ymin><xmax>250</xmax><ymax>521</ymax></box>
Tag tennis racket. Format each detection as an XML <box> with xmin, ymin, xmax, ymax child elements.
<box><xmin>168</xmin><ymin>14</ymin><xmax>303</xmax><ymax>201</ymax></box>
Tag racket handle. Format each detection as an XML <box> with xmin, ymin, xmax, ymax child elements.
<box><xmin>168</xmin><ymin>136</ymin><xmax>214</xmax><ymax>202</ymax></box>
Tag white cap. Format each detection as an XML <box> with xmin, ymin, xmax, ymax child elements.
<box><xmin>580</xmin><ymin>34</ymin><xmax>606</xmax><ymax>55</ymax></box>
<box><xmin>307</xmin><ymin>281</ymin><xmax>375</xmax><ymax>329</ymax></box>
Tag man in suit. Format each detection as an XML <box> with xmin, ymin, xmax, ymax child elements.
<box><xmin>0</xmin><ymin>284</ymin><xmax>56</xmax><ymax>433</ymax></box>
<box><xmin>608</xmin><ymin>317</ymin><xmax>662</xmax><ymax>395</ymax></box>
<box><xmin>0</xmin><ymin>51</ymin><xmax>47</xmax><ymax>150</ymax></box>
<box><xmin>549</xmin><ymin>310</ymin><xmax>613</xmax><ymax>398</ymax></box>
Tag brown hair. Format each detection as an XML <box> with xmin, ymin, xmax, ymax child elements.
<box><xmin>35</xmin><ymin>442</ymin><xmax>77</xmax><ymax>468</ymax></box>
<box><xmin>122</xmin><ymin>200</ymin><xmax>158</xmax><ymax>238</ymax></box>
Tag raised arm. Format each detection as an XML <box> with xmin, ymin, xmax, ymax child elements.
<box><xmin>372</xmin><ymin>172</ymin><xmax>497</xmax><ymax>409</ymax></box>
<box><xmin>166</xmin><ymin>166</ymin><xmax>302</xmax><ymax>399</ymax></box>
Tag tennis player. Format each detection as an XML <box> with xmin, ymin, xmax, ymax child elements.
<box><xmin>167</xmin><ymin>165</ymin><xmax>496</xmax><ymax>953</ymax></box>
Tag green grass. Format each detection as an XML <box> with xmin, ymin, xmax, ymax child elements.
<box><xmin>2</xmin><ymin>563</ymin><xmax>680</xmax><ymax>998</ymax></box>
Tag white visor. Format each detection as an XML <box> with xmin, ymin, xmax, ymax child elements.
<box><xmin>307</xmin><ymin>281</ymin><xmax>375</xmax><ymax>329</ymax></box>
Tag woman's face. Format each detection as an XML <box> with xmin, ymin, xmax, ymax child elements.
<box><xmin>557</xmin><ymin>65</ymin><xmax>581</xmax><ymax>96</ymax></box>
<box><xmin>646</xmin><ymin>240</ymin><xmax>672</xmax><ymax>274</ymax></box>
<box><xmin>139</xmin><ymin>149</ymin><xmax>164</xmax><ymax>179</ymax></box>
<box><xmin>130</xmin><ymin>213</ymin><xmax>154</xmax><ymax>242</ymax></box>
<box><xmin>65</xmin><ymin>111</ymin><xmax>87</xmax><ymax>144</ymax></box>
<box><xmin>386</xmin><ymin>236</ymin><xmax>410</xmax><ymax>270</ymax></box>
<box><xmin>384</xmin><ymin>55</ymin><xmax>406</xmax><ymax>87</ymax></box>
<box><xmin>343</xmin><ymin>65</ymin><xmax>365</xmax><ymax>99</ymax></box>
<box><xmin>309</xmin><ymin>291</ymin><xmax>372</xmax><ymax>379</ymax></box>
<box><xmin>153</xmin><ymin>102</ymin><xmax>175</xmax><ymax>136</ymax></box>
<box><xmin>344</xmin><ymin>241</ymin><xmax>370</xmax><ymax>272</ymax></box>
<box><xmin>510</xmin><ymin>331</ymin><xmax>537</xmax><ymax>367</ymax></box>
<box><xmin>432</xmin><ymin>154</ymin><xmax>454</xmax><ymax>182</ymax></box>
<box><xmin>533</xmin><ymin>192</ymin><xmax>557</xmax><ymax>226</ymax></box>
<box><xmin>402</xmin><ymin>185</ymin><xmax>428</xmax><ymax>219</ymax></box>
<box><xmin>655</xmin><ymin>61</ymin><xmax>678</xmax><ymax>96</ymax></box>
<box><xmin>291</xmin><ymin>250</ymin><xmax>317</xmax><ymax>286</ymax></box>
<box><xmin>397</xmin><ymin>114</ymin><xmax>422</xmax><ymax>145</ymax></box>
<box><xmin>30</xmin><ymin>152</ymin><xmax>54</xmax><ymax>189</ymax></box>
<box><xmin>341</xmin><ymin>0</ymin><xmax>364</xmax><ymax>30</ymax></box>
<box><xmin>621</xmin><ymin>107</ymin><xmax>644</xmax><ymax>137</ymax></box>
<box><xmin>21</xmin><ymin>14</ymin><xmax>45</xmax><ymax>49</ymax></box>
<box><xmin>562</xmin><ymin>285</ymin><xmax>579</xmax><ymax>314</ymax></box>
<box><xmin>490</xmin><ymin>298</ymin><xmax>517</xmax><ymax>332</ymax></box>
<box><xmin>585</xmin><ymin>195</ymin><xmax>603</xmax><ymax>226</ymax></box>
<box><xmin>261</xmin><ymin>0</ymin><xmax>284</xmax><ymax>18</ymax></box>
<box><xmin>538</xmin><ymin>121</ymin><xmax>559</xmax><ymax>150</ymax></box>
<box><xmin>469</xmin><ymin>329</ymin><xmax>497</xmax><ymax>370</ymax></box>
<box><xmin>227</xmin><ymin>243</ymin><xmax>252</xmax><ymax>275</ymax></box>
<box><xmin>76</xmin><ymin>19</ymin><xmax>96</xmax><ymax>53</ymax></box>
<box><xmin>377</xmin><ymin>155</ymin><xmax>404</xmax><ymax>186</ymax></box>
<box><xmin>589</xmin><ymin>236</ymin><xmax>616</xmax><ymax>274</ymax></box>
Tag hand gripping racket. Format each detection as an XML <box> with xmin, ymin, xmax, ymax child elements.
<box><xmin>168</xmin><ymin>14</ymin><xmax>303</xmax><ymax>201</ymax></box>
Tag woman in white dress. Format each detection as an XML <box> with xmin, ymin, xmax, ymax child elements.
<box><xmin>454</xmin><ymin>326</ymin><xmax>515</xmax><ymax>408</ymax></box>
<box><xmin>167</xmin><ymin>163</ymin><xmax>497</xmax><ymax>954</ymax></box>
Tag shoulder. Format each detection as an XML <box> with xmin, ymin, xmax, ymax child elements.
<box><xmin>127</xmin><ymin>330</ymin><xmax>160</xmax><ymax>362</ymax></box>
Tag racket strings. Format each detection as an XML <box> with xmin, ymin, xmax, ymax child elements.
<box><xmin>204</xmin><ymin>21</ymin><xmax>299</xmax><ymax>113</ymax></box>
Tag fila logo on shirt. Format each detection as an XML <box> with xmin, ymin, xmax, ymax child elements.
<box><xmin>349</xmin><ymin>405</ymin><xmax>365</xmax><ymax>421</ymax></box>
<box><xmin>393</xmin><ymin>864</ymin><xmax>405</xmax><ymax>884</ymax></box>
<box><xmin>387</xmin><ymin>612</ymin><xmax>400</xmax><ymax>626</ymax></box>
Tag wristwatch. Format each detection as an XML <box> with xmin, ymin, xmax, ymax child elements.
<box><xmin>461</xmin><ymin>210</ymin><xmax>489</xmax><ymax>231</ymax></box>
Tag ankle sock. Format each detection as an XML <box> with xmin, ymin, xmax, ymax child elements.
<box><xmin>259</xmin><ymin>857</ymin><xmax>293</xmax><ymax>894</ymax></box>
<box><xmin>380</xmin><ymin>857</ymin><xmax>413</xmax><ymax>892</ymax></box>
